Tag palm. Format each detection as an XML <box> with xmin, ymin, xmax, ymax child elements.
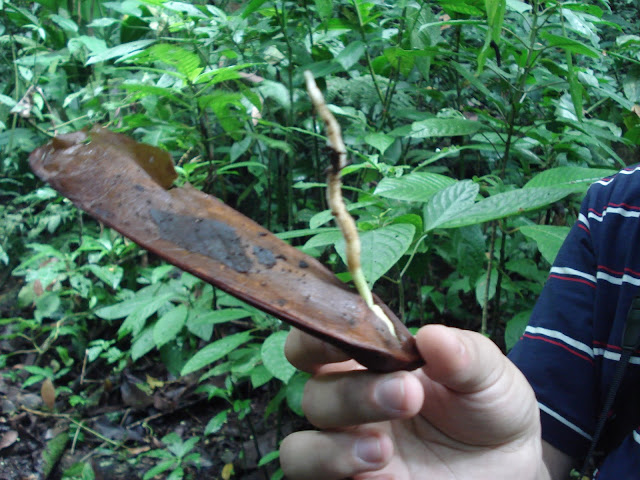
<box><xmin>352</xmin><ymin>368</ymin><xmax>542</xmax><ymax>480</ymax></box>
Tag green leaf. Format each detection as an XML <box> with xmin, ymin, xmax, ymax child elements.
<box><xmin>204</xmin><ymin>410</ymin><xmax>228</xmax><ymax>435</ymax></box>
<box><xmin>374</xmin><ymin>172</ymin><xmax>456</xmax><ymax>202</ymax></box>
<box><xmin>310</xmin><ymin>200</ymin><xmax>378</xmax><ymax>229</ymax></box>
<box><xmin>42</xmin><ymin>432</ymin><xmax>69</xmax><ymax>478</ymax></box>
<box><xmin>49</xmin><ymin>14</ymin><xmax>78</xmax><ymax>33</ymax></box>
<box><xmin>86</xmin><ymin>264</ymin><xmax>123</xmax><ymax>289</ymax></box>
<box><xmin>399</xmin><ymin>118</ymin><xmax>483</xmax><ymax>138</ymax></box>
<box><xmin>144</xmin><ymin>43</ymin><xmax>203</xmax><ymax>82</ymax></box>
<box><xmin>314</xmin><ymin>0</ymin><xmax>333</xmax><ymax>21</ymax></box>
<box><xmin>258</xmin><ymin>450</ymin><xmax>280</xmax><ymax>467</ymax></box>
<box><xmin>519</xmin><ymin>225</ymin><xmax>571</xmax><ymax>265</ymax></box>
<box><xmin>475</xmin><ymin>268</ymin><xmax>498</xmax><ymax>308</ymax></box>
<box><xmin>364</xmin><ymin>132</ymin><xmax>395</xmax><ymax>154</ymax></box>
<box><xmin>506</xmin><ymin>0</ymin><xmax>531</xmax><ymax>13</ymax></box>
<box><xmin>423</xmin><ymin>180</ymin><xmax>479</xmax><ymax>231</ymax></box>
<box><xmin>439</xmin><ymin>188</ymin><xmax>573</xmax><ymax>228</ymax></box>
<box><xmin>261</xmin><ymin>331</ymin><xmax>296</xmax><ymax>383</ymax></box>
<box><xmin>336</xmin><ymin>41</ymin><xmax>365</xmax><ymax>70</ymax></box>
<box><xmin>540</xmin><ymin>32</ymin><xmax>600</xmax><ymax>58</ymax></box>
<box><xmin>524</xmin><ymin>166</ymin><xmax>616</xmax><ymax>193</ymax></box>
<box><xmin>86</xmin><ymin>39</ymin><xmax>155</xmax><ymax>65</ymax></box>
<box><xmin>154</xmin><ymin>304</ymin><xmax>188</xmax><ymax>348</ymax></box>
<box><xmin>335</xmin><ymin>224</ymin><xmax>416</xmax><ymax>286</ymax></box>
<box><xmin>181</xmin><ymin>331</ymin><xmax>252</xmax><ymax>375</ymax></box>
<box><xmin>132</xmin><ymin>326</ymin><xmax>155</xmax><ymax>361</ymax></box>
<box><xmin>117</xmin><ymin>291</ymin><xmax>176</xmax><ymax>337</ymax></box>
<box><xmin>505</xmin><ymin>310</ymin><xmax>532</xmax><ymax>352</ymax></box>
<box><xmin>242</xmin><ymin>0</ymin><xmax>269</xmax><ymax>18</ymax></box>
<box><xmin>286</xmin><ymin>372</ymin><xmax>310</xmax><ymax>417</ymax></box>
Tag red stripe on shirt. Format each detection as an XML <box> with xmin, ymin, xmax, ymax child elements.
<box><xmin>548</xmin><ymin>274</ymin><xmax>597</xmax><ymax>288</ymax></box>
<box><xmin>577</xmin><ymin>223</ymin><xmax>590</xmax><ymax>234</ymax></box>
<box><xmin>523</xmin><ymin>334</ymin><xmax>594</xmax><ymax>364</ymax></box>
<box><xmin>609</xmin><ymin>202</ymin><xmax>640</xmax><ymax>211</ymax></box>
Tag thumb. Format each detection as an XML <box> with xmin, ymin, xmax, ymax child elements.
<box><xmin>414</xmin><ymin>325</ymin><xmax>539</xmax><ymax>445</ymax></box>
<box><xmin>416</xmin><ymin>324</ymin><xmax>515</xmax><ymax>394</ymax></box>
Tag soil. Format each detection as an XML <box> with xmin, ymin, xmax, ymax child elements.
<box><xmin>0</xmin><ymin>365</ymin><xmax>308</xmax><ymax>480</ymax></box>
<box><xmin>0</xmin><ymin>279</ymin><xmax>309</xmax><ymax>480</ymax></box>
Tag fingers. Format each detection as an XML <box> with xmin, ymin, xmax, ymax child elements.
<box><xmin>285</xmin><ymin>328</ymin><xmax>352</xmax><ymax>373</ymax></box>
<box><xmin>280</xmin><ymin>430</ymin><xmax>393</xmax><ymax>480</ymax></box>
<box><xmin>416</xmin><ymin>324</ymin><xmax>510</xmax><ymax>394</ymax></box>
<box><xmin>303</xmin><ymin>370</ymin><xmax>424</xmax><ymax>429</ymax></box>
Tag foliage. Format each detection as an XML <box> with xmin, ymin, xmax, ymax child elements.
<box><xmin>1</xmin><ymin>0</ymin><xmax>640</xmax><ymax>477</ymax></box>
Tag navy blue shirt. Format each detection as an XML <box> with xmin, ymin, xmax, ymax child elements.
<box><xmin>509</xmin><ymin>166</ymin><xmax>640</xmax><ymax>478</ymax></box>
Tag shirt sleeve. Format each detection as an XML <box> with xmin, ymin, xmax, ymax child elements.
<box><xmin>508</xmin><ymin>192</ymin><xmax>598</xmax><ymax>460</ymax></box>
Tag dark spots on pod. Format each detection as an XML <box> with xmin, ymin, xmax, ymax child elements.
<box><xmin>134</xmin><ymin>184</ymin><xmax>145</xmax><ymax>192</ymax></box>
<box><xmin>298</xmin><ymin>260</ymin><xmax>309</xmax><ymax>269</ymax></box>
<box><xmin>253</xmin><ymin>246</ymin><xmax>276</xmax><ymax>268</ymax></box>
<box><xmin>149</xmin><ymin>208</ymin><xmax>252</xmax><ymax>273</ymax></box>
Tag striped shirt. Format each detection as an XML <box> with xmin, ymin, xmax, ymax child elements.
<box><xmin>508</xmin><ymin>166</ymin><xmax>640</xmax><ymax>478</ymax></box>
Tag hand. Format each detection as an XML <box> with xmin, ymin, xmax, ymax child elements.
<box><xmin>279</xmin><ymin>324</ymin><xmax>550</xmax><ymax>480</ymax></box>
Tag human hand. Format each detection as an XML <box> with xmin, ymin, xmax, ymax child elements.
<box><xmin>279</xmin><ymin>324</ymin><xmax>550</xmax><ymax>480</ymax></box>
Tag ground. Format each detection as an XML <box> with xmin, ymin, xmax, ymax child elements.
<box><xmin>0</xmin><ymin>279</ymin><xmax>307</xmax><ymax>480</ymax></box>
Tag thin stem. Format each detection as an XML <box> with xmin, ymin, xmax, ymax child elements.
<box><xmin>352</xmin><ymin>0</ymin><xmax>385</xmax><ymax>105</ymax></box>
<box><xmin>481</xmin><ymin>222</ymin><xmax>498</xmax><ymax>336</ymax></box>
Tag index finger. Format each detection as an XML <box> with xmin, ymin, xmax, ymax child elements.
<box><xmin>285</xmin><ymin>328</ymin><xmax>355</xmax><ymax>373</ymax></box>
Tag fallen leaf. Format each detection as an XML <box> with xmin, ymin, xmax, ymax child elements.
<box><xmin>632</xmin><ymin>104</ymin><xmax>640</xmax><ymax>117</ymax></box>
<box><xmin>0</xmin><ymin>430</ymin><xmax>18</xmax><ymax>450</ymax></box>
<box><xmin>41</xmin><ymin>378</ymin><xmax>56</xmax><ymax>410</ymax></box>
<box><xmin>221</xmin><ymin>463</ymin><xmax>234</xmax><ymax>479</ymax></box>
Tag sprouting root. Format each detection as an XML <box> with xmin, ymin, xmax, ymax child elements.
<box><xmin>304</xmin><ymin>71</ymin><xmax>397</xmax><ymax>340</ymax></box>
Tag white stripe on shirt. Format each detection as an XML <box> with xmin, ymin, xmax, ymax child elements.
<box><xmin>578</xmin><ymin>213</ymin><xmax>590</xmax><ymax>230</ymax></box>
<box><xmin>593</xmin><ymin>348</ymin><xmax>640</xmax><ymax>365</ymax></box>
<box><xmin>524</xmin><ymin>326</ymin><xmax>594</xmax><ymax>357</ymax></box>
<box><xmin>587</xmin><ymin>206</ymin><xmax>640</xmax><ymax>223</ymax></box>
<box><xmin>539</xmin><ymin>402</ymin><xmax>593</xmax><ymax>440</ymax></box>
<box><xmin>596</xmin><ymin>272</ymin><xmax>640</xmax><ymax>287</ymax></box>
<box><xmin>550</xmin><ymin>267</ymin><xmax>597</xmax><ymax>283</ymax></box>
<box><xmin>634</xmin><ymin>430</ymin><xmax>640</xmax><ymax>446</ymax></box>
<box><xmin>594</xmin><ymin>165</ymin><xmax>640</xmax><ymax>186</ymax></box>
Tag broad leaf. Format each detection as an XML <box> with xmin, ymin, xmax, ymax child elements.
<box><xmin>401</xmin><ymin>118</ymin><xmax>483</xmax><ymax>138</ymax></box>
<box><xmin>540</xmin><ymin>32</ymin><xmax>600</xmax><ymax>58</ymax></box>
<box><xmin>261</xmin><ymin>331</ymin><xmax>296</xmax><ymax>383</ymax></box>
<box><xmin>310</xmin><ymin>200</ymin><xmax>378</xmax><ymax>229</ymax></box>
<box><xmin>154</xmin><ymin>304</ymin><xmax>188</xmax><ymax>348</ymax></box>
<box><xmin>86</xmin><ymin>39</ymin><xmax>155</xmax><ymax>65</ymax></box>
<box><xmin>475</xmin><ymin>268</ymin><xmax>498</xmax><ymax>308</ymax></box>
<box><xmin>439</xmin><ymin>188</ymin><xmax>573</xmax><ymax>228</ymax></box>
<box><xmin>423</xmin><ymin>180</ymin><xmax>479</xmax><ymax>231</ymax></box>
<box><xmin>374</xmin><ymin>172</ymin><xmax>456</xmax><ymax>202</ymax></box>
<box><xmin>524</xmin><ymin>166</ymin><xmax>616</xmax><ymax>192</ymax></box>
<box><xmin>117</xmin><ymin>291</ymin><xmax>177</xmax><ymax>337</ymax></box>
<box><xmin>336</xmin><ymin>40</ymin><xmax>364</xmax><ymax>70</ymax></box>
<box><xmin>505</xmin><ymin>310</ymin><xmax>532</xmax><ymax>352</ymax></box>
<box><xmin>364</xmin><ymin>132</ymin><xmax>395</xmax><ymax>154</ymax></box>
<box><xmin>132</xmin><ymin>326</ymin><xmax>155</xmax><ymax>361</ymax></box>
<box><xmin>335</xmin><ymin>224</ymin><xmax>416</xmax><ymax>287</ymax></box>
<box><xmin>519</xmin><ymin>225</ymin><xmax>571</xmax><ymax>265</ymax></box>
<box><xmin>181</xmin><ymin>331</ymin><xmax>252</xmax><ymax>375</ymax></box>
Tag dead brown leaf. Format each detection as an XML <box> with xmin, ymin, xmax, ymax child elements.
<box><xmin>40</xmin><ymin>378</ymin><xmax>56</xmax><ymax>410</ymax></box>
<box><xmin>0</xmin><ymin>430</ymin><xmax>18</xmax><ymax>450</ymax></box>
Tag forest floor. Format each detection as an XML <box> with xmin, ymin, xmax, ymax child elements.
<box><xmin>0</xmin><ymin>278</ymin><xmax>306</xmax><ymax>480</ymax></box>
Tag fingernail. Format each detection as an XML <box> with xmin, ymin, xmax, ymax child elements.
<box><xmin>374</xmin><ymin>376</ymin><xmax>405</xmax><ymax>413</ymax></box>
<box><xmin>354</xmin><ymin>436</ymin><xmax>383</xmax><ymax>464</ymax></box>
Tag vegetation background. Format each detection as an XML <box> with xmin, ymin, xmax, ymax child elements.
<box><xmin>1</xmin><ymin>0</ymin><xmax>640</xmax><ymax>478</ymax></box>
